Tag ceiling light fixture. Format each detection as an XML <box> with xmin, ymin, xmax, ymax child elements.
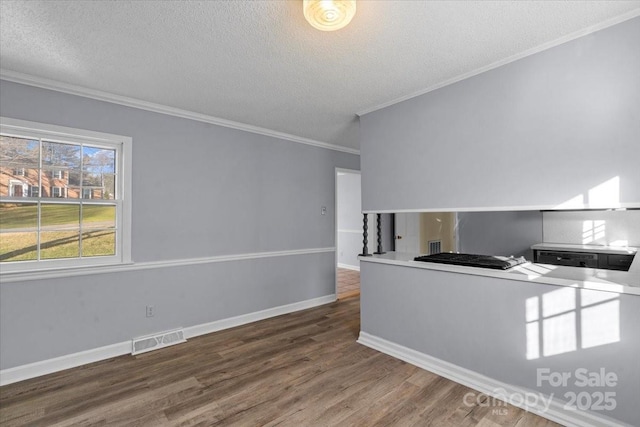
<box><xmin>303</xmin><ymin>0</ymin><xmax>356</xmax><ymax>31</ymax></box>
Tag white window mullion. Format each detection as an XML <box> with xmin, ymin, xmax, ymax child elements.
<box><xmin>36</xmin><ymin>201</ymin><xmax>41</xmax><ymax>261</ymax></box>
<box><xmin>79</xmin><ymin>202</ymin><xmax>83</xmax><ymax>259</ymax></box>
<box><xmin>79</xmin><ymin>143</ymin><xmax>84</xmax><ymax>258</ymax></box>
<box><xmin>36</xmin><ymin>138</ymin><xmax>42</xmax><ymax>261</ymax></box>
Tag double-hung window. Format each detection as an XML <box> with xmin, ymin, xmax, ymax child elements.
<box><xmin>0</xmin><ymin>118</ymin><xmax>131</xmax><ymax>273</ymax></box>
<box><xmin>29</xmin><ymin>185</ymin><xmax>40</xmax><ymax>197</ymax></box>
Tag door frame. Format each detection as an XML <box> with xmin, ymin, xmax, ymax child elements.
<box><xmin>335</xmin><ymin>167</ymin><xmax>361</xmax><ymax>299</ymax></box>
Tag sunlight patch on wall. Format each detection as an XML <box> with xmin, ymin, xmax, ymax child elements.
<box><xmin>541</xmin><ymin>287</ymin><xmax>577</xmax><ymax>357</ymax></box>
<box><xmin>582</xmin><ymin>220</ymin><xmax>606</xmax><ymax>244</ymax></box>
<box><xmin>526</xmin><ymin>321</ymin><xmax>540</xmax><ymax>360</ymax></box>
<box><xmin>581</xmin><ymin>300</ymin><xmax>620</xmax><ymax>349</ymax></box>
<box><xmin>543</xmin><ymin>312</ymin><xmax>577</xmax><ymax>357</ymax></box>
<box><xmin>555</xmin><ymin>194</ymin><xmax>585</xmax><ymax>209</ymax></box>
<box><xmin>525</xmin><ymin>287</ymin><xmax>620</xmax><ymax>360</ymax></box>
<box><xmin>580</xmin><ymin>289</ymin><xmax>620</xmax><ymax>350</ymax></box>
<box><xmin>526</xmin><ymin>296</ymin><xmax>539</xmax><ymax>322</ymax></box>
<box><xmin>581</xmin><ymin>288</ymin><xmax>617</xmax><ymax>306</ymax></box>
<box><xmin>588</xmin><ymin>176</ymin><xmax>620</xmax><ymax>208</ymax></box>
<box><xmin>542</xmin><ymin>287</ymin><xmax>576</xmax><ymax>317</ymax></box>
<box><xmin>554</xmin><ymin>176</ymin><xmax>620</xmax><ymax>209</ymax></box>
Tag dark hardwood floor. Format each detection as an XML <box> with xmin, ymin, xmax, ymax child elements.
<box><xmin>0</xmin><ymin>297</ymin><xmax>559</xmax><ymax>426</ymax></box>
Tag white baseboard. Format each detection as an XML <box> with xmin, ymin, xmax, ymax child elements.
<box><xmin>0</xmin><ymin>294</ymin><xmax>336</xmax><ymax>386</ymax></box>
<box><xmin>337</xmin><ymin>263</ymin><xmax>360</xmax><ymax>271</ymax></box>
<box><xmin>183</xmin><ymin>294</ymin><xmax>336</xmax><ymax>339</ymax></box>
<box><xmin>0</xmin><ymin>341</ymin><xmax>131</xmax><ymax>387</ymax></box>
<box><xmin>357</xmin><ymin>332</ymin><xmax>629</xmax><ymax>427</ymax></box>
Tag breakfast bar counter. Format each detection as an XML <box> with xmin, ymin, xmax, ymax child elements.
<box><xmin>360</xmin><ymin>250</ymin><xmax>640</xmax><ymax>296</ymax></box>
<box><xmin>357</xmin><ymin>251</ymin><xmax>640</xmax><ymax>426</ymax></box>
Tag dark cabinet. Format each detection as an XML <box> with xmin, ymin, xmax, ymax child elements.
<box><xmin>534</xmin><ymin>250</ymin><xmax>635</xmax><ymax>271</ymax></box>
<box><xmin>605</xmin><ymin>254</ymin><xmax>635</xmax><ymax>271</ymax></box>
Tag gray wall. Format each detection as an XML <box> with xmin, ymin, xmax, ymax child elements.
<box><xmin>543</xmin><ymin>209</ymin><xmax>640</xmax><ymax>247</ymax></box>
<box><xmin>360</xmin><ymin>17</ymin><xmax>640</xmax><ymax>212</ymax></box>
<box><xmin>458</xmin><ymin>211</ymin><xmax>543</xmax><ymax>259</ymax></box>
<box><xmin>0</xmin><ymin>80</ymin><xmax>359</xmax><ymax>369</ymax></box>
<box><xmin>361</xmin><ymin>262</ymin><xmax>640</xmax><ymax>426</ymax></box>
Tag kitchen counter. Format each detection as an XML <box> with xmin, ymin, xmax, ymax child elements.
<box><xmin>359</xmin><ymin>250</ymin><xmax>640</xmax><ymax>296</ymax></box>
<box><xmin>358</xmin><ymin>252</ymin><xmax>640</xmax><ymax>426</ymax></box>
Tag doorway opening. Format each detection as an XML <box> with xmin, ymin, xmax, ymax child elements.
<box><xmin>335</xmin><ymin>168</ymin><xmax>364</xmax><ymax>300</ymax></box>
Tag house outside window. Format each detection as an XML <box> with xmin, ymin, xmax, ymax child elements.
<box><xmin>13</xmin><ymin>167</ymin><xmax>25</xmax><ymax>176</ymax></box>
<box><xmin>9</xmin><ymin>180</ymin><xmax>26</xmax><ymax>197</ymax></box>
<box><xmin>0</xmin><ymin>117</ymin><xmax>132</xmax><ymax>273</ymax></box>
<box><xmin>51</xmin><ymin>186</ymin><xmax>63</xmax><ymax>198</ymax></box>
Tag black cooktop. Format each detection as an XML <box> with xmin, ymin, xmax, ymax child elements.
<box><xmin>414</xmin><ymin>253</ymin><xmax>527</xmax><ymax>270</ymax></box>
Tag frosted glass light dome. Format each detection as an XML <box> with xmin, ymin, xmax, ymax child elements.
<box><xmin>303</xmin><ymin>0</ymin><xmax>356</xmax><ymax>31</ymax></box>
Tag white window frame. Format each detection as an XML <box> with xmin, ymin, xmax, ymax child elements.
<box><xmin>13</xmin><ymin>167</ymin><xmax>25</xmax><ymax>176</ymax></box>
<box><xmin>51</xmin><ymin>169</ymin><xmax>63</xmax><ymax>179</ymax></box>
<box><xmin>51</xmin><ymin>186</ymin><xmax>62</xmax><ymax>198</ymax></box>
<box><xmin>29</xmin><ymin>185</ymin><xmax>40</xmax><ymax>197</ymax></box>
<box><xmin>0</xmin><ymin>117</ymin><xmax>132</xmax><ymax>274</ymax></box>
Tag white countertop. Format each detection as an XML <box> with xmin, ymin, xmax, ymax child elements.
<box><xmin>531</xmin><ymin>242</ymin><xmax>638</xmax><ymax>255</ymax></box>
<box><xmin>359</xmin><ymin>251</ymin><xmax>640</xmax><ymax>296</ymax></box>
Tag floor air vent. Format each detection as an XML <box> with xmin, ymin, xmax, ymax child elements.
<box><xmin>428</xmin><ymin>240</ymin><xmax>442</xmax><ymax>255</ymax></box>
<box><xmin>132</xmin><ymin>328</ymin><xmax>186</xmax><ymax>355</ymax></box>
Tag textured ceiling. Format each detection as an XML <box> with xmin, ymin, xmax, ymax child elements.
<box><xmin>1</xmin><ymin>1</ymin><xmax>639</xmax><ymax>150</ymax></box>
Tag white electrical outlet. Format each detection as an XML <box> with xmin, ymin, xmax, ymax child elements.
<box><xmin>146</xmin><ymin>305</ymin><xmax>155</xmax><ymax>317</ymax></box>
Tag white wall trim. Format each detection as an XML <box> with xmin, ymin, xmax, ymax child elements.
<box><xmin>0</xmin><ymin>294</ymin><xmax>335</xmax><ymax>386</ymax></box>
<box><xmin>337</xmin><ymin>263</ymin><xmax>360</xmax><ymax>271</ymax></box>
<box><xmin>357</xmin><ymin>9</ymin><xmax>640</xmax><ymax>116</ymax></box>
<box><xmin>358</xmin><ymin>332</ymin><xmax>629</xmax><ymax>427</ymax></box>
<box><xmin>0</xmin><ymin>341</ymin><xmax>131</xmax><ymax>387</ymax></box>
<box><xmin>338</xmin><ymin>229</ymin><xmax>363</xmax><ymax>234</ymax></box>
<box><xmin>0</xmin><ymin>247</ymin><xmax>336</xmax><ymax>283</ymax></box>
<box><xmin>0</xmin><ymin>69</ymin><xmax>359</xmax><ymax>155</ymax></box>
<box><xmin>335</xmin><ymin>168</ymin><xmax>361</xmax><ymax>175</ymax></box>
<box><xmin>183</xmin><ymin>294</ymin><xmax>335</xmax><ymax>339</ymax></box>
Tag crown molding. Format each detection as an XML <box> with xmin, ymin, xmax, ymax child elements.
<box><xmin>0</xmin><ymin>69</ymin><xmax>360</xmax><ymax>155</ymax></box>
<box><xmin>357</xmin><ymin>9</ymin><xmax>640</xmax><ymax>116</ymax></box>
